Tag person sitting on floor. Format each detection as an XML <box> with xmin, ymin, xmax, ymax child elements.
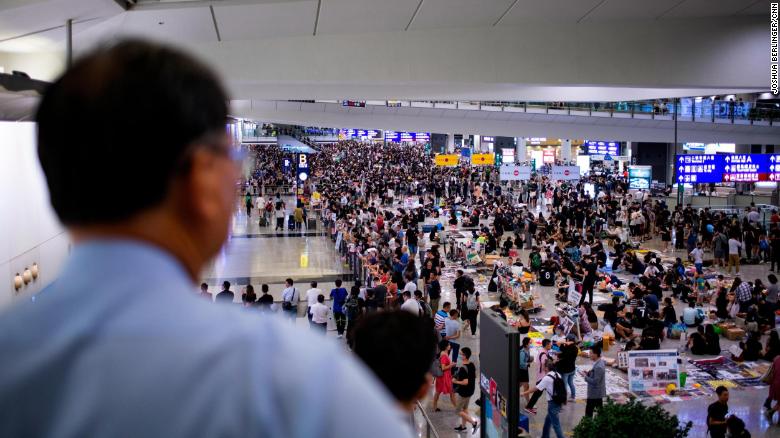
<box><xmin>688</xmin><ymin>325</ymin><xmax>708</xmax><ymax>355</ymax></box>
<box><xmin>704</xmin><ymin>324</ymin><xmax>721</xmax><ymax>355</ymax></box>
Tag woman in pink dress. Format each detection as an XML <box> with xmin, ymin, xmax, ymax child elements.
<box><xmin>433</xmin><ymin>340</ymin><xmax>457</xmax><ymax>412</ymax></box>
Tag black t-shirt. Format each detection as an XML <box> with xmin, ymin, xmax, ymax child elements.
<box><xmin>455</xmin><ymin>362</ymin><xmax>477</xmax><ymax>397</ymax></box>
<box><xmin>539</xmin><ymin>267</ymin><xmax>556</xmax><ymax>285</ymax></box>
<box><xmin>257</xmin><ymin>294</ymin><xmax>274</xmax><ymax>307</ymax></box>
<box><xmin>584</xmin><ymin>262</ymin><xmax>598</xmax><ymax>282</ymax></box>
<box><xmin>707</xmin><ymin>401</ymin><xmax>728</xmax><ymax>437</ymax></box>
<box><xmin>429</xmin><ymin>280</ymin><xmax>441</xmax><ymax>299</ymax></box>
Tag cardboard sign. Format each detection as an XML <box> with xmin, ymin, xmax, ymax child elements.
<box><xmin>627</xmin><ymin>350</ymin><xmax>680</xmax><ymax>391</ymax></box>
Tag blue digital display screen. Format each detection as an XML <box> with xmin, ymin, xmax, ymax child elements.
<box><xmin>384</xmin><ymin>131</ymin><xmax>430</xmax><ymax>143</ymax></box>
<box><xmin>675</xmin><ymin>154</ymin><xmax>780</xmax><ymax>183</ymax></box>
<box><xmin>584</xmin><ymin>140</ymin><xmax>620</xmax><ymax>156</ymax></box>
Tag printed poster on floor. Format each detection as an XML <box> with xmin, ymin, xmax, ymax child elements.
<box><xmin>627</xmin><ymin>350</ymin><xmax>680</xmax><ymax>391</ymax></box>
<box><xmin>499</xmin><ymin>164</ymin><xmax>531</xmax><ymax>181</ymax></box>
<box><xmin>551</xmin><ymin>165</ymin><xmax>580</xmax><ymax>180</ymax></box>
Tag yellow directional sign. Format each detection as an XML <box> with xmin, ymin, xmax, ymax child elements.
<box><xmin>471</xmin><ymin>153</ymin><xmax>495</xmax><ymax>166</ymax></box>
<box><xmin>435</xmin><ymin>154</ymin><xmax>459</xmax><ymax>166</ymax></box>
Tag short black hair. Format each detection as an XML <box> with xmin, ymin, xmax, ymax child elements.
<box><xmin>222</xmin><ymin>281</ymin><xmax>230</xmax><ymax>290</ymax></box>
<box><xmin>591</xmin><ymin>345</ymin><xmax>602</xmax><ymax>357</ymax></box>
<box><xmin>353</xmin><ymin>311</ymin><xmax>437</xmax><ymax>404</ymax></box>
<box><xmin>317</xmin><ymin>294</ymin><xmax>324</xmax><ymax>303</ymax></box>
<box><xmin>311</xmin><ymin>281</ymin><xmax>317</xmax><ymax>287</ymax></box>
<box><xmin>335</xmin><ymin>279</ymin><xmax>343</xmax><ymax>286</ymax></box>
<box><xmin>36</xmin><ymin>39</ymin><xmax>228</xmax><ymax>225</ymax></box>
<box><xmin>461</xmin><ymin>347</ymin><xmax>472</xmax><ymax>359</ymax></box>
<box><xmin>715</xmin><ymin>385</ymin><xmax>729</xmax><ymax>396</ymax></box>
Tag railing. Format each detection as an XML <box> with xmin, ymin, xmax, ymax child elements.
<box><xmin>411</xmin><ymin>401</ymin><xmax>440</xmax><ymax>438</ymax></box>
<box><xmin>313</xmin><ymin>99</ymin><xmax>780</xmax><ymax>125</ymax></box>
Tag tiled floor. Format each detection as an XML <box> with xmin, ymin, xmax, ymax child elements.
<box><xmin>201</xmin><ymin>202</ymin><xmax>780</xmax><ymax>437</ymax></box>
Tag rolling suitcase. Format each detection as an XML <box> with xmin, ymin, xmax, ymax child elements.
<box><xmin>307</xmin><ymin>218</ymin><xmax>317</xmax><ymax>230</ymax></box>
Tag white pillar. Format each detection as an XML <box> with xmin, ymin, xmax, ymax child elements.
<box><xmin>561</xmin><ymin>139</ymin><xmax>572</xmax><ymax>163</ymax></box>
<box><xmin>447</xmin><ymin>134</ymin><xmax>455</xmax><ymax>153</ymax></box>
<box><xmin>515</xmin><ymin>137</ymin><xmax>526</xmax><ymax>163</ymax></box>
<box><xmin>474</xmin><ymin>135</ymin><xmax>481</xmax><ymax>152</ymax></box>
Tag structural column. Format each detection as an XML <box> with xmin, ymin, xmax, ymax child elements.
<box><xmin>515</xmin><ymin>137</ymin><xmax>526</xmax><ymax>163</ymax></box>
<box><xmin>447</xmin><ymin>134</ymin><xmax>455</xmax><ymax>153</ymax></box>
<box><xmin>560</xmin><ymin>139</ymin><xmax>572</xmax><ymax>163</ymax></box>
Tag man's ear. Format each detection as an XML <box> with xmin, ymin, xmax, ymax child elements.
<box><xmin>177</xmin><ymin>148</ymin><xmax>226</xmax><ymax>223</ymax></box>
<box><xmin>412</xmin><ymin>373</ymin><xmax>434</xmax><ymax>407</ymax></box>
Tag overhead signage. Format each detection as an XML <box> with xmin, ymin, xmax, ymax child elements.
<box><xmin>481</xmin><ymin>136</ymin><xmax>495</xmax><ymax>143</ymax></box>
<box><xmin>471</xmin><ymin>153</ymin><xmax>495</xmax><ymax>166</ymax></box>
<box><xmin>434</xmin><ymin>154</ymin><xmax>459</xmax><ymax>167</ymax></box>
<box><xmin>342</xmin><ymin>100</ymin><xmax>365</xmax><ymax>107</ymax></box>
<box><xmin>682</xmin><ymin>143</ymin><xmax>736</xmax><ymax>154</ymax></box>
<box><xmin>499</xmin><ymin>164</ymin><xmax>531</xmax><ymax>181</ymax></box>
<box><xmin>584</xmin><ymin>140</ymin><xmax>620</xmax><ymax>156</ymax></box>
<box><xmin>296</xmin><ymin>153</ymin><xmax>309</xmax><ymax>184</ymax></box>
<box><xmin>551</xmin><ymin>165</ymin><xmax>580</xmax><ymax>180</ymax></box>
<box><xmin>384</xmin><ymin>131</ymin><xmax>430</xmax><ymax>143</ymax></box>
<box><xmin>338</xmin><ymin>129</ymin><xmax>382</xmax><ymax>140</ymax></box>
<box><xmin>591</xmin><ymin>154</ymin><xmax>630</xmax><ymax>162</ymax></box>
<box><xmin>675</xmin><ymin>154</ymin><xmax>780</xmax><ymax>183</ymax></box>
<box><xmin>543</xmin><ymin>150</ymin><xmax>555</xmax><ymax>164</ymax></box>
<box><xmin>628</xmin><ymin>165</ymin><xmax>652</xmax><ymax>190</ymax></box>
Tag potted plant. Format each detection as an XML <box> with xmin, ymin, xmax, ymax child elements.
<box><xmin>573</xmin><ymin>399</ymin><xmax>692</xmax><ymax>438</ymax></box>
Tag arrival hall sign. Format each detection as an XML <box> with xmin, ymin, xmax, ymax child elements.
<box><xmin>675</xmin><ymin>154</ymin><xmax>780</xmax><ymax>183</ymax></box>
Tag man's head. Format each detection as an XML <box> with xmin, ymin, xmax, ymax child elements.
<box><xmin>442</xmin><ymin>301</ymin><xmax>451</xmax><ymax>312</ymax></box>
<box><xmin>449</xmin><ymin>309</ymin><xmax>459</xmax><ymax>319</ymax></box>
<box><xmin>589</xmin><ymin>345</ymin><xmax>602</xmax><ymax>360</ymax></box>
<box><xmin>311</xmin><ymin>281</ymin><xmax>317</xmax><ymax>288</ymax></box>
<box><xmin>36</xmin><ymin>40</ymin><xmax>233</xmax><ymax>278</ymax></box>
<box><xmin>285</xmin><ymin>278</ymin><xmax>293</xmax><ymax>287</ymax></box>
<box><xmin>541</xmin><ymin>339</ymin><xmax>551</xmax><ymax>350</ymax></box>
<box><xmin>336</xmin><ymin>279</ymin><xmax>343</xmax><ymax>287</ymax></box>
<box><xmin>461</xmin><ymin>347</ymin><xmax>472</xmax><ymax>361</ymax></box>
<box><xmin>200</xmin><ymin>283</ymin><xmax>208</xmax><ymax>292</ymax></box>
<box><xmin>402</xmin><ymin>291</ymin><xmax>412</xmax><ymax>301</ymax></box>
<box><xmin>715</xmin><ymin>385</ymin><xmax>729</xmax><ymax>403</ymax></box>
<box><xmin>317</xmin><ymin>294</ymin><xmax>325</xmax><ymax>304</ymax></box>
<box><xmin>222</xmin><ymin>281</ymin><xmax>230</xmax><ymax>291</ymax></box>
<box><xmin>352</xmin><ymin>311</ymin><xmax>437</xmax><ymax>412</ymax></box>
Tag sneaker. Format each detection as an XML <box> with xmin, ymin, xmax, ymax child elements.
<box><xmin>472</xmin><ymin>422</ymin><xmax>479</xmax><ymax>434</ymax></box>
<box><xmin>454</xmin><ymin>426</ymin><xmax>467</xmax><ymax>432</ymax></box>
<box><xmin>337</xmin><ymin>334</ymin><xmax>343</xmax><ymax>338</ymax></box>
<box><xmin>523</xmin><ymin>407</ymin><xmax>537</xmax><ymax>415</ymax></box>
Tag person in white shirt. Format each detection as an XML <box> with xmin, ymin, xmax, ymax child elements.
<box><xmin>689</xmin><ymin>243</ymin><xmax>705</xmax><ymax>274</ymax></box>
<box><xmin>403</xmin><ymin>279</ymin><xmax>418</xmax><ymax>295</ymax></box>
<box><xmin>400</xmin><ymin>291</ymin><xmax>421</xmax><ymax>315</ymax></box>
<box><xmin>443</xmin><ymin>310</ymin><xmax>462</xmax><ymax>361</ymax></box>
<box><xmin>310</xmin><ymin>294</ymin><xmax>329</xmax><ymax>333</ymax></box>
<box><xmin>305</xmin><ymin>281</ymin><xmax>322</xmax><ymax>325</ymax></box>
<box><xmin>727</xmin><ymin>237</ymin><xmax>742</xmax><ymax>274</ymax></box>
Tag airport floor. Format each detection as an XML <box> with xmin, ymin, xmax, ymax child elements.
<box><xmin>201</xmin><ymin>202</ymin><xmax>780</xmax><ymax>437</ymax></box>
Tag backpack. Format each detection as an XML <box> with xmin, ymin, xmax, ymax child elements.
<box><xmin>420</xmin><ymin>300</ymin><xmax>432</xmax><ymax>318</ymax></box>
<box><xmin>530</xmin><ymin>253</ymin><xmax>542</xmax><ymax>270</ymax></box>
<box><xmin>550</xmin><ymin>372</ymin><xmax>568</xmax><ymax>405</ymax></box>
<box><xmin>343</xmin><ymin>297</ymin><xmax>360</xmax><ymax>320</ymax></box>
<box><xmin>466</xmin><ymin>292</ymin><xmax>478</xmax><ymax>311</ymax></box>
<box><xmin>430</xmin><ymin>357</ymin><xmax>443</xmax><ymax>377</ymax></box>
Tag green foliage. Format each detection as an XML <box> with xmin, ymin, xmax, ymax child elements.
<box><xmin>573</xmin><ymin>399</ymin><xmax>692</xmax><ymax>438</ymax></box>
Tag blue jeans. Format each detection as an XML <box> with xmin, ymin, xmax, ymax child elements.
<box><xmin>695</xmin><ymin>262</ymin><xmax>703</xmax><ymax>274</ymax></box>
<box><xmin>542</xmin><ymin>401</ymin><xmax>564</xmax><ymax>438</ymax></box>
<box><xmin>408</xmin><ymin>244</ymin><xmax>417</xmax><ymax>256</ymax></box>
<box><xmin>449</xmin><ymin>341</ymin><xmax>460</xmax><ymax>363</ymax></box>
<box><xmin>561</xmin><ymin>371</ymin><xmax>576</xmax><ymax>399</ymax></box>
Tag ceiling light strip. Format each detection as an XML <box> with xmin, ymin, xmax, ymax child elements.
<box><xmin>405</xmin><ymin>0</ymin><xmax>424</xmax><ymax>31</ymax></box>
<box><xmin>492</xmin><ymin>0</ymin><xmax>519</xmax><ymax>26</ymax></box>
<box><xmin>313</xmin><ymin>0</ymin><xmax>322</xmax><ymax>36</ymax></box>
<box><xmin>576</xmin><ymin>0</ymin><xmax>608</xmax><ymax>23</ymax></box>
<box><xmin>0</xmin><ymin>16</ymin><xmax>103</xmax><ymax>45</ymax></box>
<box><xmin>209</xmin><ymin>5</ymin><xmax>222</xmax><ymax>42</ymax></box>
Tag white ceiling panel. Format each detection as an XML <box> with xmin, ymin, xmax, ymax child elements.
<box><xmin>0</xmin><ymin>0</ymin><xmax>123</xmax><ymax>41</ymax></box>
<box><xmin>115</xmin><ymin>7</ymin><xmax>217</xmax><ymax>44</ymax></box>
<box><xmin>498</xmin><ymin>0</ymin><xmax>604</xmax><ymax>25</ymax></box>
<box><xmin>317</xmin><ymin>0</ymin><xmax>419</xmax><ymax>35</ymax></box>
<box><xmin>409</xmin><ymin>0</ymin><xmax>515</xmax><ymax>30</ymax></box>
<box><xmin>214</xmin><ymin>1</ymin><xmax>317</xmax><ymax>40</ymax></box>
<box><xmin>580</xmin><ymin>0</ymin><xmax>682</xmax><ymax>21</ymax></box>
<box><xmin>661</xmin><ymin>0</ymin><xmax>759</xmax><ymax>18</ymax></box>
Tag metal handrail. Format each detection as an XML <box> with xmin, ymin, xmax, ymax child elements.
<box><xmin>412</xmin><ymin>401</ymin><xmax>440</xmax><ymax>438</ymax></box>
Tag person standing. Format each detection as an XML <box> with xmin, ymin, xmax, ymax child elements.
<box><xmin>330</xmin><ymin>279</ymin><xmax>349</xmax><ymax>338</ymax></box>
<box><xmin>462</xmin><ymin>285</ymin><xmax>480</xmax><ymax>337</ymax></box>
<box><xmin>434</xmin><ymin>302</ymin><xmax>450</xmax><ymax>339</ymax></box>
<box><xmin>770</xmin><ymin>223</ymin><xmax>780</xmax><ymax>272</ymax></box>
<box><xmin>453</xmin><ymin>270</ymin><xmax>469</xmax><ymax>313</ymax></box>
<box><xmin>579</xmin><ymin>256</ymin><xmax>598</xmax><ymax>306</ymax></box>
<box><xmin>707</xmin><ymin>386</ymin><xmax>729</xmax><ymax>438</ymax></box>
<box><xmin>557</xmin><ymin>334</ymin><xmax>578</xmax><ymax>401</ymax></box>
<box><xmin>728</xmin><ymin>234</ymin><xmax>742</xmax><ymax>274</ymax></box>
<box><xmin>690</xmin><ymin>243</ymin><xmax>705</xmax><ymax>275</ymax></box>
<box><xmin>519</xmin><ymin>337</ymin><xmax>533</xmax><ymax>402</ymax></box>
<box><xmin>281</xmin><ymin>278</ymin><xmax>299</xmax><ymax>322</ymax></box>
<box><xmin>452</xmin><ymin>348</ymin><xmax>478</xmax><ymax>434</ymax></box>
<box><xmin>344</xmin><ymin>288</ymin><xmax>365</xmax><ymax>347</ymax></box>
<box><xmin>0</xmin><ymin>40</ymin><xmax>412</xmax><ymax>438</ymax></box>
<box><xmin>199</xmin><ymin>283</ymin><xmax>212</xmax><ymax>301</ymax></box>
<box><xmin>444</xmin><ymin>309</ymin><xmax>462</xmax><ymax>362</ymax></box>
<box><xmin>428</xmin><ymin>272</ymin><xmax>442</xmax><ymax>315</ymax></box>
<box><xmin>241</xmin><ymin>285</ymin><xmax>257</xmax><ymax>306</ymax></box>
<box><xmin>767</xmin><ymin>274</ymin><xmax>779</xmax><ymax>312</ymax></box>
<box><xmin>257</xmin><ymin>284</ymin><xmax>274</xmax><ymax>312</ymax></box>
<box><xmin>216</xmin><ymin>281</ymin><xmax>234</xmax><ymax>303</ymax></box>
<box><xmin>309</xmin><ymin>294</ymin><xmax>329</xmax><ymax>334</ymax></box>
<box><xmin>305</xmin><ymin>281</ymin><xmax>322</xmax><ymax>325</ymax></box>
<box><xmin>535</xmin><ymin>364</ymin><xmax>566</xmax><ymax>438</ymax></box>
<box><xmin>581</xmin><ymin>345</ymin><xmax>606</xmax><ymax>418</ymax></box>
<box><xmin>432</xmin><ymin>340</ymin><xmax>456</xmax><ymax>412</ymax></box>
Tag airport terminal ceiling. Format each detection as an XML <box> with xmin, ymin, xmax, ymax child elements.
<box><xmin>0</xmin><ymin>0</ymin><xmax>773</xmax><ymax>102</ymax></box>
